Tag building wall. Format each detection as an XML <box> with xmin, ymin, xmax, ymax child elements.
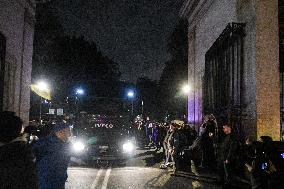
<box><xmin>181</xmin><ymin>0</ymin><xmax>280</xmax><ymax>140</ymax></box>
<box><xmin>255</xmin><ymin>0</ymin><xmax>280</xmax><ymax>140</ymax></box>
<box><xmin>0</xmin><ymin>0</ymin><xmax>36</xmax><ymax>125</ymax></box>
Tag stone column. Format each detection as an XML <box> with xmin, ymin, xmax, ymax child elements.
<box><xmin>187</xmin><ymin>28</ymin><xmax>196</xmax><ymax>125</ymax></box>
<box><xmin>255</xmin><ymin>0</ymin><xmax>280</xmax><ymax>140</ymax></box>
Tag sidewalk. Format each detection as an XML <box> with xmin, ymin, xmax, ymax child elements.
<box><xmin>173</xmin><ymin>160</ymin><xmax>251</xmax><ymax>189</ymax></box>
<box><xmin>174</xmin><ymin>161</ymin><xmax>219</xmax><ymax>182</ymax></box>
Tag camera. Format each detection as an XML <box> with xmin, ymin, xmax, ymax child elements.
<box><xmin>261</xmin><ymin>162</ymin><xmax>268</xmax><ymax>170</ymax></box>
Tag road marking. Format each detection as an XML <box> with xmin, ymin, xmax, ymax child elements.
<box><xmin>101</xmin><ymin>168</ymin><xmax>111</xmax><ymax>189</ymax></box>
<box><xmin>91</xmin><ymin>168</ymin><xmax>103</xmax><ymax>189</ymax></box>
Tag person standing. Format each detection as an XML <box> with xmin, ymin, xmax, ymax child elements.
<box><xmin>0</xmin><ymin>111</ymin><xmax>39</xmax><ymax>189</ymax></box>
<box><xmin>160</xmin><ymin>123</ymin><xmax>174</xmax><ymax>169</ymax></box>
<box><xmin>220</xmin><ymin>124</ymin><xmax>238</xmax><ymax>187</ymax></box>
<box><xmin>154</xmin><ymin>123</ymin><xmax>163</xmax><ymax>151</ymax></box>
<box><xmin>168</xmin><ymin>120</ymin><xmax>183</xmax><ymax>174</ymax></box>
<box><xmin>33</xmin><ymin>122</ymin><xmax>72</xmax><ymax>189</ymax></box>
<box><xmin>200</xmin><ymin>115</ymin><xmax>217</xmax><ymax>168</ymax></box>
<box><xmin>243</xmin><ymin>137</ymin><xmax>264</xmax><ymax>189</ymax></box>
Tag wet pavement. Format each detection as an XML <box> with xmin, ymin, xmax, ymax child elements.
<box><xmin>66</xmin><ymin>148</ymin><xmax>221</xmax><ymax>189</ymax></box>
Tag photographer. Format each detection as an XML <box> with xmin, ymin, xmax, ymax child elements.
<box><xmin>0</xmin><ymin>111</ymin><xmax>39</xmax><ymax>189</ymax></box>
<box><xmin>244</xmin><ymin>137</ymin><xmax>263</xmax><ymax>189</ymax></box>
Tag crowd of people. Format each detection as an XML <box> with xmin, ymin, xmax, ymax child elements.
<box><xmin>135</xmin><ymin>114</ymin><xmax>284</xmax><ymax>189</ymax></box>
<box><xmin>1</xmin><ymin>110</ymin><xmax>283</xmax><ymax>189</ymax></box>
<box><xmin>0</xmin><ymin>111</ymin><xmax>71</xmax><ymax>189</ymax></box>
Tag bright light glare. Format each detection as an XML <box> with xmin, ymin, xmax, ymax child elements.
<box><xmin>37</xmin><ymin>81</ymin><xmax>48</xmax><ymax>91</ymax></box>
<box><xmin>123</xmin><ymin>141</ymin><xmax>134</xmax><ymax>153</ymax></box>
<box><xmin>72</xmin><ymin>141</ymin><xmax>85</xmax><ymax>152</ymax></box>
<box><xmin>127</xmin><ymin>91</ymin><xmax>134</xmax><ymax>98</ymax></box>
<box><xmin>182</xmin><ymin>84</ymin><xmax>191</xmax><ymax>94</ymax></box>
<box><xmin>76</xmin><ymin>88</ymin><xmax>84</xmax><ymax>95</ymax></box>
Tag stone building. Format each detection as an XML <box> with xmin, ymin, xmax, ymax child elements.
<box><xmin>0</xmin><ymin>0</ymin><xmax>36</xmax><ymax>125</ymax></box>
<box><xmin>180</xmin><ymin>0</ymin><xmax>283</xmax><ymax>140</ymax></box>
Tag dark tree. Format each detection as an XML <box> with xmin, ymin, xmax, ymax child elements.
<box><xmin>31</xmin><ymin>2</ymin><xmax>122</xmax><ymax>119</ymax></box>
<box><xmin>136</xmin><ymin>77</ymin><xmax>159</xmax><ymax>120</ymax></box>
<box><xmin>157</xmin><ymin>19</ymin><xmax>188</xmax><ymax>120</ymax></box>
<box><xmin>51</xmin><ymin>35</ymin><xmax>121</xmax><ymax>98</ymax></box>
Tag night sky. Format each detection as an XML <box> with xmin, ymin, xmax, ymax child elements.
<box><xmin>51</xmin><ymin>0</ymin><xmax>183</xmax><ymax>82</ymax></box>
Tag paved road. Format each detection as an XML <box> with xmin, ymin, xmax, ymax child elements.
<box><xmin>66</xmin><ymin>149</ymin><xmax>221</xmax><ymax>189</ymax></box>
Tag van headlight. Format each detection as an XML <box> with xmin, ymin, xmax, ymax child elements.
<box><xmin>122</xmin><ymin>141</ymin><xmax>135</xmax><ymax>153</ymax></box>
<box><xmin>72</xmin><ymin>141</ymin><xmax>85</xmax><ymax>153</ymax></box>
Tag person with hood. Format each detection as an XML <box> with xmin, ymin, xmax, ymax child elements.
<box><xmin>33</xmin><ymin>121</ymin><xmax>72</xmax><ymax>189</ymax></box>
<box><xmin>0</xmin><ymin>111</ymin><xmax>39</xmax><ymax>189</ymax></box>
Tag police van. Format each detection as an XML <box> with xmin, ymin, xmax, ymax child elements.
<box><xmin>71</xmin><ymin>114</ymin><xmax>136</xmax><ymax>164</ymax></box>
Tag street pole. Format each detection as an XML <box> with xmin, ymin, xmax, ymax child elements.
<box><xmin>131</xmin><ymin>99</ymin><xmax>134</xmax><ymax>117</ymax></box>
<box><xmin>75</xmin><ymin>88</ymin><xmax>84</xmax><ymax>121</ymax></box>
<box><xmin>39</xmin><ymin>97</ymin><xmax>42</xmax><ymax>125</ymax></box>
<box><xmin>141</xmin><ymin>100</ymin><xmax>144</xmax><ymax>117</ymax></box>
<box><xmin>76</xmin><ymin>96</ymin><xmax>79</xmax><ymax>120</ymax></box>
<box><xmin>127</xmin><ymin>90</ymin><xmax>135</xmax><ymax>125</ymax></box>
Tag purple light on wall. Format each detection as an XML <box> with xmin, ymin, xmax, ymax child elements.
<box><xmin>187</xmin><ymin>95</ymin><xmax>195</xmax><ymax>123</ymax></box>
<box><xmin>195</xmin><ymin>92</ymin><xmax>202</xmax><ymax>125</ymax></box>
<box><xmin>187</xmin><ymin>91</ymin><xmax>203</xmax><ymax>125</ymax></box>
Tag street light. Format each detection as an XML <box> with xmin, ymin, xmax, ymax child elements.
<box><xmin>182</xmin><ymin>84</ymin><xmax>191</xmax><ymax>94</ymax></box>
<box><xmin>127</xmin><ymin>91</ymin><xmax>134</xmax><ymax>98</ymax></box>
<box><xmin>76</xmin><ymin>88</ymin><xmax>84</xmax><ymax>95</ymax></box>
<box><xmin>37</xmin><ymin>81</ymin><xmax>49</xmax><ymax>91</ymax></box>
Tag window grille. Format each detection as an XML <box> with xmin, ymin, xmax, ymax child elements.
<box><xmin>203</xmin><ymin>23</ymin><xmax>245</xmax><ymax>136</ymax></box>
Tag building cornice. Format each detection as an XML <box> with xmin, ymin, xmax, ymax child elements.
<box><xmin>179</xmin><ymin>0</ymin><xmax>215</xmax><ymax>33</ymax></box>
<box><xmin>27</xmin><ymin>0</ymin><xmax>36</xmax><ymax>10</ymax></box>
<box><xmin>179</xmin><ymin>0</ymin><xmax>199</xmax><ymax>18</ymax></box>
<box><xmin>14</xmin><ymin>0</ymin><xmax>36</xmax><ymax>14</ymax></box>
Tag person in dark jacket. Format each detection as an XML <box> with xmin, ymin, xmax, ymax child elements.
<box><xmin>168</xmin><ymin>120</ymin><xmax>184</xmax><ymax>174</ymax></box>
<box><xmin>33</xmin><ymin>122</ymin><xmax>72</xmax><ymax>189</ymax></box>
<box><xmin>244</xmin><ymin>137</ymin><xmax>265</xmax><ymax>189</ymax></box>
<box><xmin>220</xmin><ymin>124</ymin><xmax>238</xmax><ymax>187</ymax></box>
<box><xmin>159</xmin><ymin>123</ymin><xmax>167</xmax><ymax>153</ymax></box>
<box><xmin>200</xmin><ymin>115</ymin><xmax>217</xmax><ymax>168</ymax></box>
<box><xmin>0</xmin><ymin>111</ymin><xmax>39</xmax><ymax>189</ymax></box>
